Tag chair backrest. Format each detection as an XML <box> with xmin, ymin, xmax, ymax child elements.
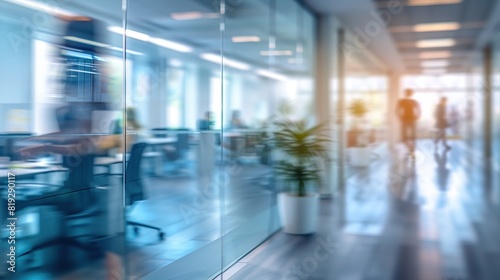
<box><xmin>125</xmin><ymin>142</ymin><xmax>148</xmax><ymax>206</ymax></box>
<box><xmin>176</xmin><ymin>132</ymin><xmax>190</xmax><ymax>151</ymax></box>
<box><xmin>62</xmin><ymin>154</ymin><xmax>96</xmax><ymax>214</ymax></box>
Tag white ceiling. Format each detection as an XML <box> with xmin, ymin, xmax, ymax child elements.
<box><xmin>62</xmin><ymin>0</ymin><xmax>317</xmax><ymax>75</ymax></box>
<box><xmin>304</xmin><ymin>0</ymin><xmax>405</xmax><ymax>74</ymax></box>
<box><xmin>304</xmin><ymin>0</ymin><xmax>500</xmax><ymax>74</ymax></box>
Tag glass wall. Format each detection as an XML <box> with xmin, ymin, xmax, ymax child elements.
<box><xmin>0</xmin><ymin>0</ymin><xmax>316</xmax><ymax>279</ymax></box>
<box><xmin>343</xmin><ymin>44</ymin><xmax>389</xmax><ymax>172</ymax></box>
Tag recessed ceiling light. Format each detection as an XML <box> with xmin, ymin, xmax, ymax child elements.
<box><xmin>419</xmin><ymin>51</ymin><xmax>452</xmax><ymax>59</ymax></box>
<box><xmin>413</xmin><ymin>22</ymin><xmax>460</xmax><ymax>32</ymax></box>
<box><xmin>108</xmin><ymin>26</ymin><xmax>150</xmax><ymax>42</ymax></box>
<box><xmin>256</xmin><ymin>69</ymin><xmax>288</xmax><ymax>81</ymax></box>
<box><xmin>421</xmin><ymin>60</ymin><xmax>449</xmax><ymax>67</ymax></box>
<box><xmin>232</xmin><ymin>36</ymin><xmax>261</xmax><ymax>43</ymax></box>
<box><xmin>416</xmin><ymin>39</ymin><xmax>456</xmax><ymax>48</ymax></box>
<box><xmin>408</xmin><ymin>0</ymin><xmax>462</xmax><ymax>6</ymax></box>
<box><xmin>201</xmin><ymin>53</ymin><xmax>250</xmax><ymax>71</ymax></box>
<box><xmin>150</xmin><ymin>38</ymin><xmax>193</xmax><ymax>53</ymax></box>
<box><xmin>171</xmin><ymin>12</ymin><xmax>219</xmax><ymax>20</ymax></box>
<box><xmin>260</xmin><ymin>50</ymin><xmax>293</xmax><ymax>56</ymax></box>
<box><xmin>423</xmin><ymin>68</ymin><xmax>447</xmax><ymax>75</ymax></box>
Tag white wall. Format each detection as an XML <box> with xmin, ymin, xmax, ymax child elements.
<box><xmin>0</xmin><ymin>20</ymin><xmax>33</xmax><ymax>132</ymax></box>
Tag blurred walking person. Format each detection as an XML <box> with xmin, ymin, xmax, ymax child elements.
<box><xmin>434</xmin><ymin>97</ymin><xmax>451</xmax><ymax>151</ymax></box>
<box><xmin>396</xmin><ymin>89</ymin><xmax>421</xmax><ymax>159</ymax></box>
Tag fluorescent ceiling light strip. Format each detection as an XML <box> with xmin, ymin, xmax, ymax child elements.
<box><xmin>260</xmin><ymin>50</ymin><xmax>293</xmax><ymax>56</ymax></box>
<box><xmin>63</xmin><ymin>36</ymin><xmax>109</xmax><ymax>48</ymax></box>
<box><xmin>5</xmin><ymin>0</ymin><xmax>78</xmax><ymax>17</ymax></box>
<box><xmin>420</xmin><ymin>60</ymin><xmax>449</xmax><ymax>67</ymax></box>
<box><xmin>408</xmin><ymin>0</ymin><xmax>462</xmax><ymax>6</ymax></box>
<box><xmin>419</xmin><ymin>51</ymin><xmax>452</xmax><ymax>59</ymax></box>
<box><xmin>109</xmin><ymin>46</ymin><xmax>143</xmax><ymax>56</ymax></box>
<box><xmin>416</xmin><ymin>39</ymin><xmax>455</xmax><ymax>48</ymax></box>
<box><xmin>200</xmin><ymin>53</ymin><xmax>250</xmax><ymax>70</ymax></box>
<box><xmin>108</xmin><ymin>26</ymin><xmax>192</xmax><ymax>53</ymax></box>
<box><xmin>256</xmin><ymin>69</ymin><xmax>288</xmax><ymax>81</ymax></box>
<box><xmin>108</xmin><ymin>26</ymin><xmax>150</xmax><ymax>42</ymax></box>
<box><xmin>64</xmin><ymin>37</ymin><xmax>143</xmax><ymax>55</ymax></box>
<box><xmin>171</xmin><ymin>12</ymin><xmax>219</xmax><ymax>20</ymax></box>
<box><xmin>413</xmin><ymin>22</ymin><xmax>460</xmax><ymax>32</ymax></box>
<box><xmin>150</xmin><ymin>38</ymin><xmax>193</xmax><ymax>53</ymax></box>
<box><xmin>232</xmin><ymin>36</ymin><xmax>261</xmax><ymax>43</ymax></box>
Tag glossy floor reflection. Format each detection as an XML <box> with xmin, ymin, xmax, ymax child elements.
<box><xmin>227</xmin><ymin>140</ymin><xmax>500</xmax><ymax>280</ymax></box>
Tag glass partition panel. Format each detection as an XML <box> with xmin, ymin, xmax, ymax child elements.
<box><xmin>220</xmin><ymin>0</ymin><xmax>277</xmax><ymax>272</ymax></box>
<box><xmin>492</xmin><ymin>34</ymin><xmax>500</xmax><ymax>202</ymax></box>
<box><xmin>219</xmin><ymin>0</ymin><xmax>316</xmax><ymax>274</ymax></box>
<box><xmin>124</xmin><ymin>0</ymin><xmax>223</xmax><ymax>279</ymax></box>
<box><xmin>344</xmin><ymin>38</ymin><xmax>388</xmax><ymax>176</ymax></box>
<box><xmin>0</xmin><ymin>0</ymin><xmax>126</xmax><ymax>278</ymax></box>
<box><xmin>0</xmin><ymin>0</ymin><xmax>319</xmax><ymax>279</ymax></box>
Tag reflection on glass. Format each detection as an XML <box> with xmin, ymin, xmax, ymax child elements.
<box><xmin>0</xmin><ymin>0</ymin><xmax>318</xmax><ymax>278</ymax></box>
<box><xmin>0</xmin><ymin>0</ymin><xmax>126</xmax><ymax>277</ymax></box>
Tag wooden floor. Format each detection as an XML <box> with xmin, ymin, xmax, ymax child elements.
<box><xmin>14</xmin><ymin>140</ymin><xmax>500</xmax><ymax>280</ymax></box>
<box><xmin>225</xmin><ymin>140</ymin><xmax>500</xmax><ymax>280</ymax></box>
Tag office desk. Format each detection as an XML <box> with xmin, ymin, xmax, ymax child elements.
<box><xmin>0</xmin><ymin>164</ymin><xmax>66</xmax><ymax>180</ymax></box>
<box><xmin>222</xmin><ymin>130</ymin><xmax>265</xmax><ymax>161</ymax></box>
<box><xmin>142</xmin><ymin>138</ymin><xmax>176</xmax><ymax>176</ymax></box>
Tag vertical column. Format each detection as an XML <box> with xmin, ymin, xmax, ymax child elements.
<box><xmin>336</xmin><ymin>28</ymin><xmax>346</xmax><ymax>225</ymax></box>
<box><xmin>337</xmin><ymin>28</ymin><xmax>346</xmax><ymax>198</ymax></box>
<box><xmin>484</xmin><ymin>44</ymin><xmax>493</xmax><ymax>196</ymax></box>
<box><xmin>197</xmin><ymin>68</ymin><xmax>211</xmax><ymax>122</ymax></box>
<box><xmin>465</xmin><ymin>71</ymin><xmax>476</xmax><ymax>149</ymax></box>
<box><xmin>388</xmin><ymin>72</ymin><xmax>400</xmax><ymax>151</ymax></box>
<box><xmin>314</xmin><ymin>16</ymin><xmax>339</xmax><ymax>198</ymax></box>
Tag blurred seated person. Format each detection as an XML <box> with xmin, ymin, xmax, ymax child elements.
<box><xmin>18</xmin><ymin>16</ymin><xmax>119</xmax><ymax>170</ymax></box>
<box><xmin>228</xmin><ymin>110</ymin><xmax>248</xmax><ymax>130</ymax></box>
<box><xmin>108</xmin><ymin>107</ymin><xmax>142</xmax><ymax>153</ymax></box>
<box><xmin>198</xmin><ymin>111</ymin><xmax>214</xmax><ymax>131</ymax></box>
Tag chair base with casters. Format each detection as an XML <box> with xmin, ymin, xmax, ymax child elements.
<box><xmin>127</xmin><ymin>220</ymin><xmax>165</xmax><ymax>240</ymax></box>
<box><xmin>122</xmin><ymin>143</ymin><xmax>166</xmax><ymax>241</ymax></box>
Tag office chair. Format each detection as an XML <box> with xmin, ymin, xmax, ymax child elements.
<box><xmin>125</xmin><ymin>143</ymin><xmax>165</xmax><ymax>240</ymax></box>
<box><xmin>8</xmin><ymin>155</ymin><xmax>108</xmax><ymax>263</ymax></box>
<box><xmin>163</xmin><ymin>131</ymin><xmax>191</xmax><ymax>176</ymax></box>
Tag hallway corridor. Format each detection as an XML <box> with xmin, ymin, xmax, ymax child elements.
<box><xmin>227</xmin><ymin>141</ymin><xmax>500</xmax><ymax>280</ymax></box>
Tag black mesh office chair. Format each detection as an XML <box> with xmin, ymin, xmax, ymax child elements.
<box><xmin>126</xmin><ymin>143</ymin><xmax>165</xmax><ymax>240</ymax></box>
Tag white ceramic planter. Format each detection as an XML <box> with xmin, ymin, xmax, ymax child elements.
<box><xmin>349</xmin><ymin>147</ymin><xmax>371</xmax><ymax>167</ymax></box>
<box><xmin>278</xmin><ymin>192</ymin><xmax>319</xmax><ymax>235</ymax></box>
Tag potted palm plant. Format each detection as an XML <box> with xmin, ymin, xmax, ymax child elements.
<box><xmin>273</xmin><ymin>119</ymin><xmax>330</xmax><ymax>234</ymax></box>
<box><xmin>347</xmin><ymin>99</ymin><xmax>371</xmax><ymax>167</ymax></box>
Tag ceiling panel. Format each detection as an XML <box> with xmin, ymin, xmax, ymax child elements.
<box><xmin>373</xmin><ymin>0</ymin><xmax>497</xmax><ymax>74</ymax></box>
